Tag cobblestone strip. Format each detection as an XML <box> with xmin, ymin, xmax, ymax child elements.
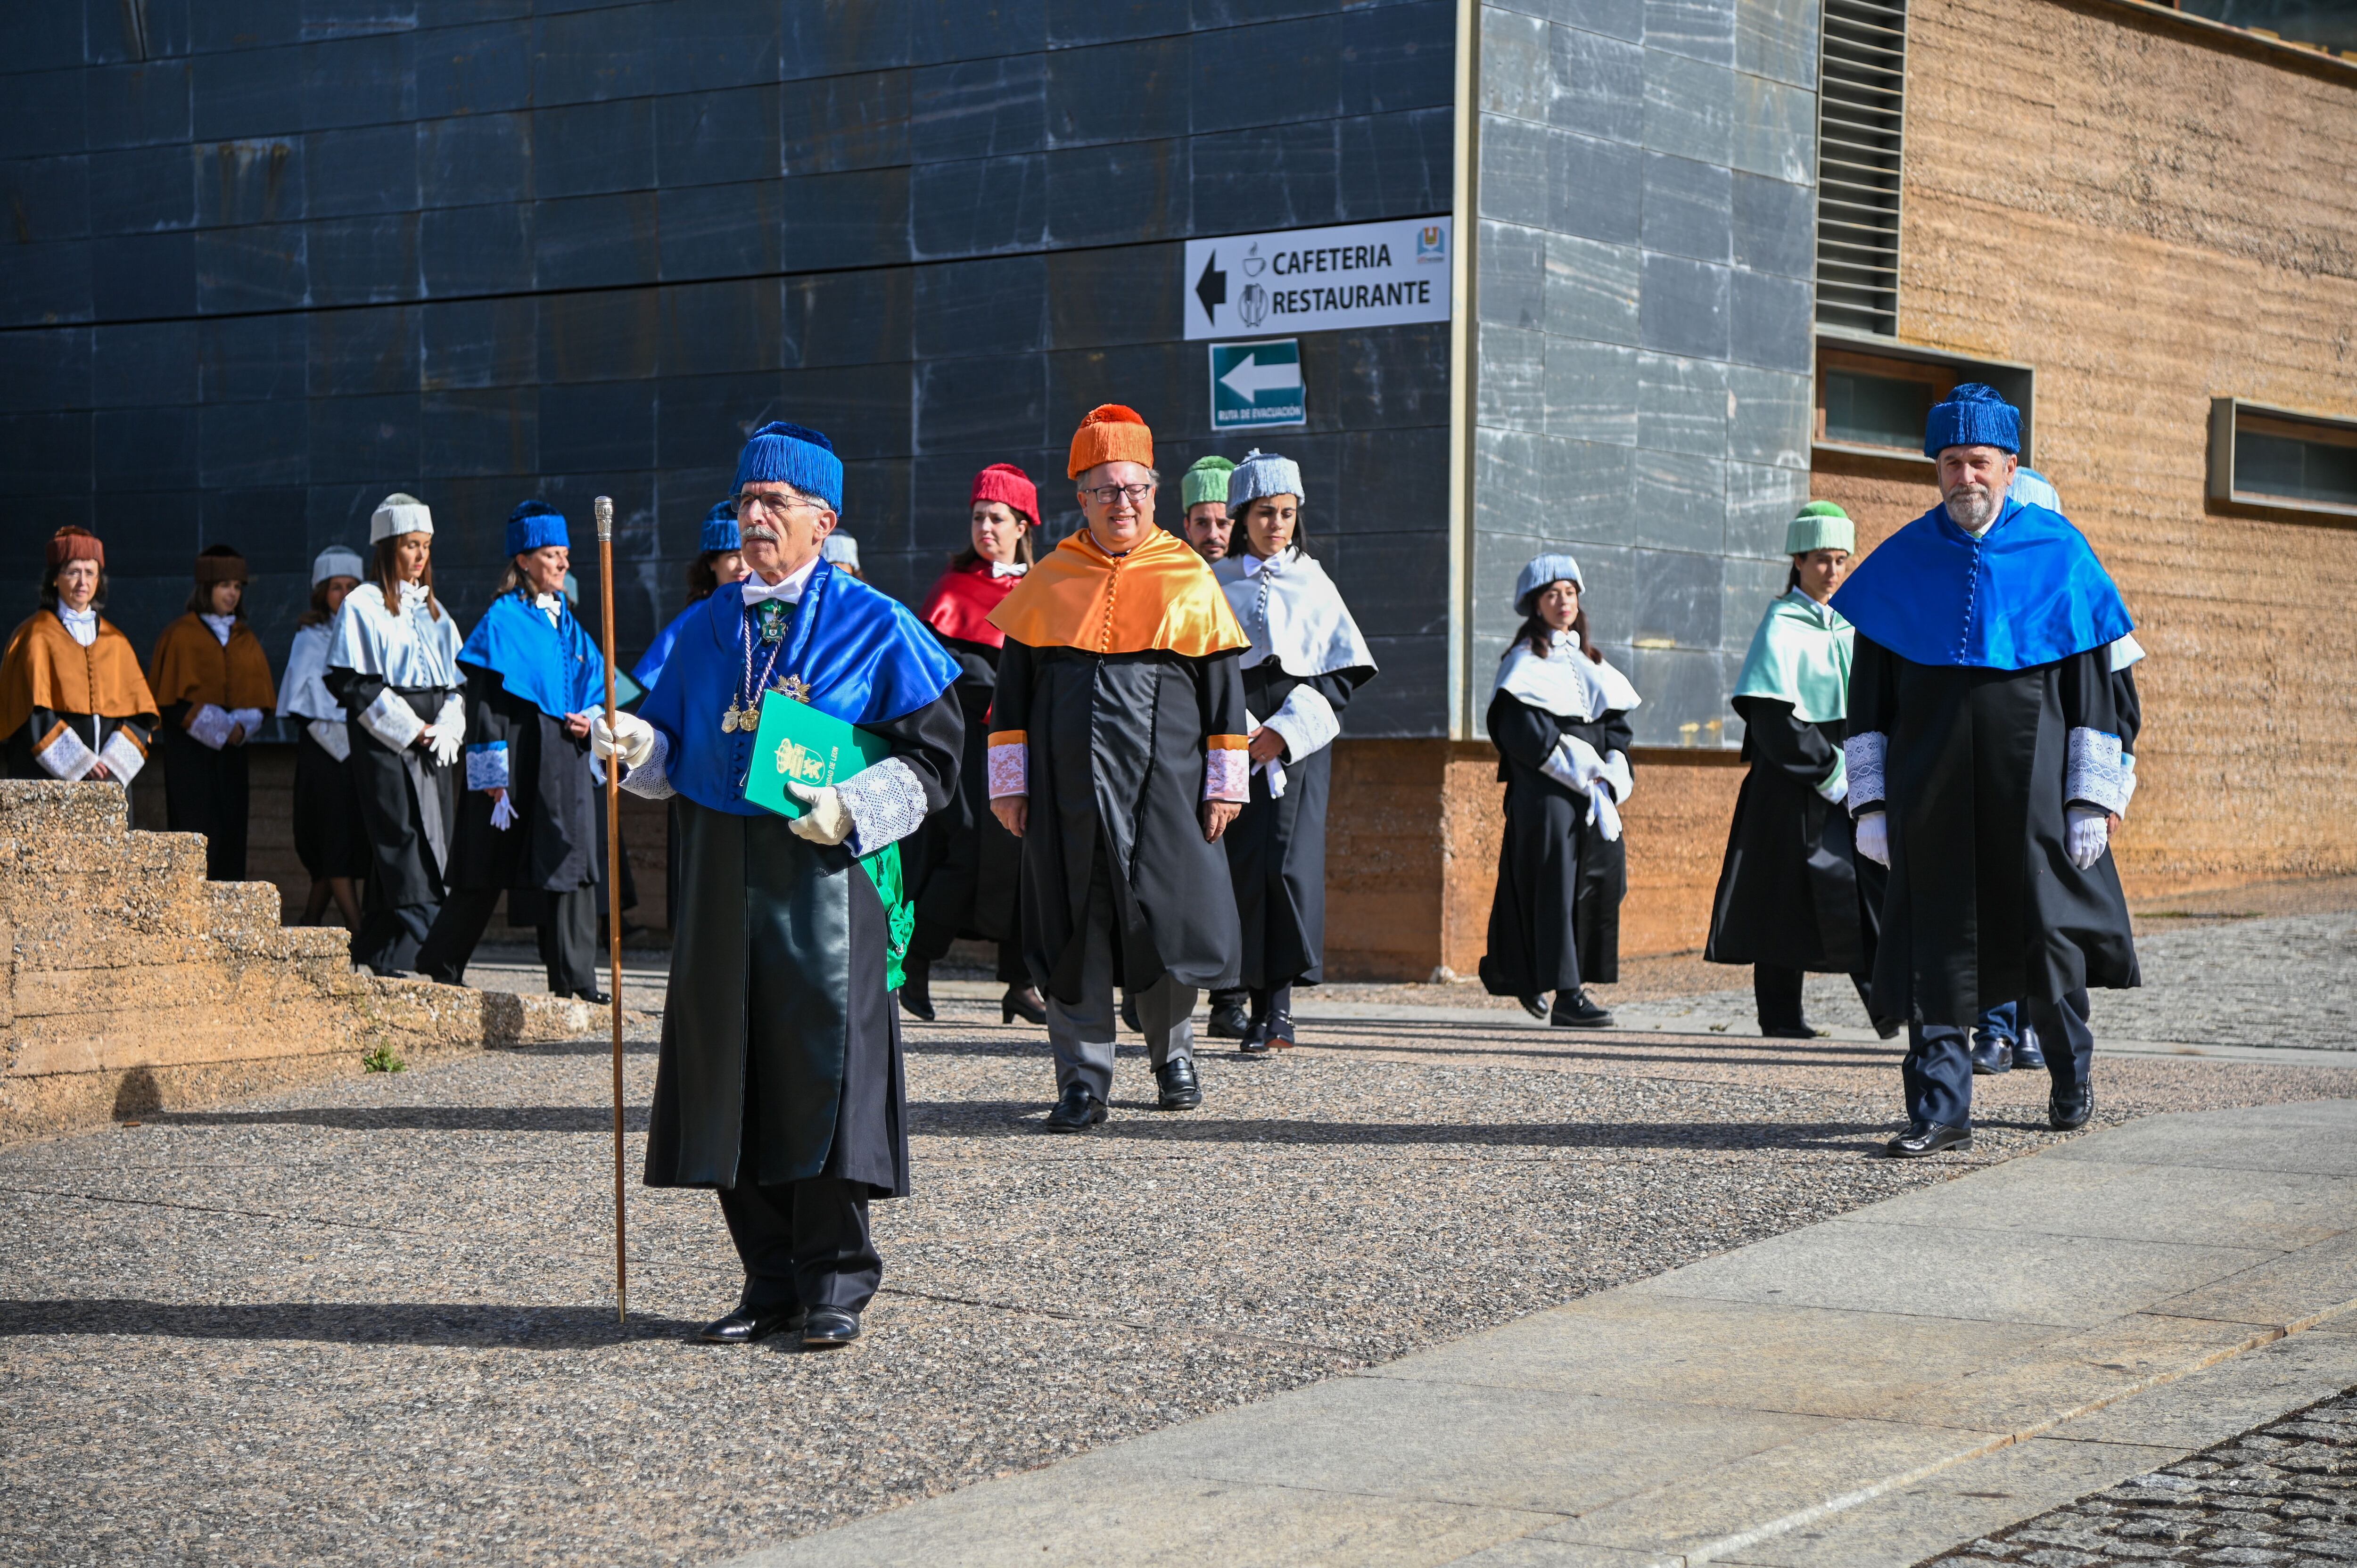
<box><xmin>1920</xmin><ymin>1385</ymin><xmax>2357</xmax><ymax>1568</ymax></box>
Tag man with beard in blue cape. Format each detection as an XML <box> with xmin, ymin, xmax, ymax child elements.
<box><xmin>417</xmin><ymin>501</ymin><xmax>609</xmax><ymax>999</ymax></box>
<box><xmin>594</xmin><ymin>422</ymin><xmax>961</xmax><ymax>1348</ymax></box>
<box><xmin>1835</xmin><ymin>384</ymin><xmax>2139</xmax><ymax>1158</ymax></box>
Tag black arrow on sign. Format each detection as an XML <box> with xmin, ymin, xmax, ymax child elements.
<box><xmin>1195</xmin><ymin>251</ymin><xmax>1226</xmax><ymax>322</ymax></box>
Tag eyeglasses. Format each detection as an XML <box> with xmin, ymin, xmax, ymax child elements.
<box><xmin>736</xmin><ymin>491</ymin><xmax>821</xmax><ymax>518</ymax></box>
<box><xmin>1080</xmin><ymin>483</ymin><xmax>1154</xmax><ymax>506</ymax></box>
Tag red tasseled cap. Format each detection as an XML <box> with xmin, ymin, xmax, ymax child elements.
<box><xmin>970</xmin><ymin>462</ymin><xmax>1038</xmax><ymax>525</ymax></box>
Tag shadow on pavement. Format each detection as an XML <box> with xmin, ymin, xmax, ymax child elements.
<box><xmin>151</xmin><ymin>1106</ymin><xmax>652</xmax><ymax>1133</ymax></box>
<box><xmin>907</xmin><ymin>1102</ymin><xmax>1893</xmax><ymax>1151</ymax></box>
<box><xmin>0</xmin><ymin>1299</ymin><xmax>695</xmax><ymax>1347</ymax></box>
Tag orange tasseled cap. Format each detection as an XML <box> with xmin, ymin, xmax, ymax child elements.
<box><xmin>1066</xmin><ymin>404</ymin><xmax>1154</xmax><ymax>479</ymax></box>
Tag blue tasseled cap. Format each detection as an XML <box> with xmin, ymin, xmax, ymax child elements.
<box><xmin>505</xmin><ymin>500</ymin><xmax>568</xmax><ymax>557</ymax></box>
<box><xmin>734</xmin><ymin>421</ymin><xmax>843</xmax><ymax>510</ymax></box>
<box><xmin>700</xmin><ymin>501</ymin><xmax>741</xmax><ymax>553</ymax></box>
<box><xmin>1228</xmin><ymin>448</ymin><xmax>1305</xmax><ymax>510</ymax></box>
<box><xmin>1924</xmin><ymin>383</ymin><xmax>2020</xmax><ymax>458</ymax></box>
<box><xmin>1513</xmin><ymin>552</ymin><xmax>1584</xmax><ymax>616</ymax></box>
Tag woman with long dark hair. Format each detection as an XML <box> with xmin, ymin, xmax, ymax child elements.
<box><xmin>1208</xmin><ymin>450</ymin><xmax>1376</xmax><ymax>1052</ymax></box>
<box><xmin>147</xmin><ymin>545</ymin><xmax>275</xmax><ymax>880</ymax></box>
<box><xmin>324</xmin><ymin>493</ymin><xmax>466</xmax><ymax>976</ymax></box>
<box><xmin>900</xmin><ymin>462</ymin><xmax>1047</xmax><ymax>1025</ymax></box>
<box><xmin>1479</xmin><ymin>554</ymin><xmax>1640</xmax><ymax>1026</ymax></box>
<box><xmin>279</xmin><ymin>547</ymin><xmax>371</xmax><ymax>928</ymax></box>
<box><xmin>0</xmin><ymin>528</ymin><xmax>158</xmax><ymax>803</ymax></box>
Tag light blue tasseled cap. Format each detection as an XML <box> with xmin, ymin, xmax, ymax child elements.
<box><xmin>1226</xmin><ymin>448</ymin><xmax>1304</xmax><ymax>510</ymax></box>
<box><xmin>1513</xmin><ymin>553</ymin><xmax>1583</xmax><ymax>616</ymax></box>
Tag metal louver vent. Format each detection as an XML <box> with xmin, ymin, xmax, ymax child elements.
<box><xmin>1816</xmin><ymin>0</ymin><xmax>1909</xmax><ymax>337</ymax></box>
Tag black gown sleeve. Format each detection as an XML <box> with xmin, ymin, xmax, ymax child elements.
<box><xmin>1846</xmin><ymin>633</ymin><xmax>1899</xmax><ymax>741</ymax></box>
<box><xmin>323</xmin><ymin>665</ymin><xmax>388</xmax><ymax>722</ymax></box>
<box><xmin>1597</xmin><ymin>708</ymin><xmax>1634</xmax><ymax>756</ymax></box>
<box><xmin>1733</xmin><ymin>695</ymin><xmax>1837</xmax><ymax>790</ymax></box>
<box><xmin>1485</xmin><ymin>688</ymin><xmax>1564</xmax><ymax>772</ymax></box>
<box><xmin>1193</xmin><ymin>648</ymin><xmax>1247</xmax><ymax>740</ymax></box>
<box><xmin>859</xmin><ymin>686</ymin><xmax>965</xmax><ymax>814</ymax></box>
<box><xmin>991</xmin><ymin>638</ymin><xmax>1034</xmax><ymax>737</ymax></box>
<box><xmin>2111</xmin><ymin>665</ymin><xmax>2142</xmax><ymax>754</ymax></box>
<box><xmin>464</xmin><ymin>666</ymin><xmax>528</xmax><ymax>790</ymax></box>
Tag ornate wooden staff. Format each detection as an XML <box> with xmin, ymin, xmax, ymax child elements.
<box><xmin>594</xmin><ymin>494</ymin><xmax>627</xmax><ymax>1323</ymax></box>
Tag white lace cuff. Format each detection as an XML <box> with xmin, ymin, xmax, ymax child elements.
<box><xmin>1815</xmin><ymin>750</ymin><xmax>1847</xmax><ymax>804</ymax></box>
<box><xmin>306</xmin><ymin>718</ymin><xmax>351</xmax><ymax>763</ymax></box>
<box><xmin>838</xmin><ymin>756</ymin><xmax>930</xmax><ymax>856</ymax></box>
<box><xmin>1203</xmin><ymin>741</ymin><xmax>1249</xmax><ymax>803</ymax></box>
<box><xmin>34</xmin><ymin>721</ymin><xmax>98</xmax><ymax>780</ymax></box>
<box><xmin>1542</xmin><ymin>734</ymin><xmax>1607</xmax><ymax>794</ymax></box>
<box><xmin>359</xmin><ymin>689</ymin><xmax>425</xmax><ymax>750</ymax></box>
<box><xmin>1845</xmin><ymin>731</ymin><xmax>1887</xmax><ymax>813</ymax></box>
<box><xmin>986</xmin><ymin>731</ymin><xmax>1027</xmax><ymax>799</ymax></box>
<box><xmin>465</xmin><ymin>741</ymin><xmax>511</xmax><ymax>792</ymax></box>
<box><xmin>99</xmin><ymin>727</ymin><xmax>148</xmax><ymax>785</ymax></box>
<box><xmin>2066</xmin><ymin>726</ymin><xmax>2129</xmax><ymax>815</ymax></box>
<box><xmin>1262</xmin><ymin>685</ymin><xmax>1340</xmax><ymax>763</ymax></box>
<box><xmin>618</xmin><ymin>729</ymin><xmax>674</xmax><ymax>800</ymax></box>
<box><xmin>187</xmin><ymin>703</ymin><xmax>236</xmax><ymax>750</ymax></box>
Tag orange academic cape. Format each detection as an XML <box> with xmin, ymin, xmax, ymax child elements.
<box><xmin>986</xmin><ymin>525</ymin><xmax>1248</xmax><ymax>658</ymax></box>
<box><xmin>147</xmin><ymin>612</ymin><xmax>278</xmax><ymax>713</ymax></box>
<box><xmin>0</xmin><ymin>610</ymin><xmax>158</xmax><ymax>737</ymax></box>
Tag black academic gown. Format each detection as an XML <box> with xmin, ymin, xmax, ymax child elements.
<box><xmin>995</xmin><ymin>639</ymin><xmax>1247</xmax><ymax>1001</ymax></box>
<box><xmin>1226</xmin><ymin>659</ymin><xmax>1369</xmax><ymax>990</ymax></box>
<box><xmin>907</xmin><ymin>637</ymin><xmax>1022</xmax><ymax>972</ymax></box>
<box><xmin>1479</xmin><ymin>687</ymin><xmax>1633</xmax><ymax>998</ymax></box>
<box><xmin>1848</xmin><ymin>637</ymin><xmax>2139</xmax><ymax>1023</ymax></box>
<box><xmin>444</xmin><ymin>667</ymin><xmax>599</xmax><ymax>900</ymax></box>
<box><xmin>291</xmin><ymin>726</ymin><xmax>371</xmax><ymax>881</ymax></box>
<box><xmin>646</xmin><ymin>690</ymin><xmax>964</xmax><ymax>1199</ymax></box>
<box><xmin>1705</xmin><ymin>698</ymin><xmax>1883</xmax><ymax>975</ymax></box>
<box><xmin>155</xmin><ymin>702</ymin><xmax>251</xmax><ymax>881</ymax></box>
<box><xmin>323</xmin><ymin>671</ymin><xmax>456</xmax><ymax>910</ymax></box>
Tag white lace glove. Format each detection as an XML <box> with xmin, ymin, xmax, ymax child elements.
<box><xmin>785</xmin><ymin>780</ymin><xmax>853</xmax><ymax>846</ymax></box>
<box><xmin>489</xmin><ymin>794</ymin><xmax>518</xmax><ymax>831</ymax></box>
<box><xmin>591</xmin><ymin>710</ymin><xmax>655</xmax><ymax>769</ymax></box>
<box><xmin>2066</xmin><ymin>805</ymin><xmax>2110</xmax><ymax>870</ymax></box>
<box><xmin>423</xmin><ymin>694</ymin><xmax>465</xmax><ymax>767</ymax></box>
<box><xmin>1854</xmin><ymin>812</ymin><xmax>1889</xmax><ymax>866</ymax></box>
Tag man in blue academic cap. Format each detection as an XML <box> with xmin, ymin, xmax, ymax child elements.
<box><xmin>1834</xmin><ymin>385</ymin><xmax>2140</xmax><ymax>1158</ymax></box>
<box><xmin>593</xmin><ymin>422</ymin><xmax>961</xmax><ymax>1347</ymax></box>
<box><xmin>417</xmin><ymin>500</ymin><xmax>608</xmax><ymax>999</ymax></box>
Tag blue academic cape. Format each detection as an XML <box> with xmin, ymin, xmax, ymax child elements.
<box><xmin>630</xmin><ymin>602</ymin><xmax>698</xmax><ymax>693</ymax></box>
<box><xmin>1831</xmin><ymin>498</ymin><xmax>2132</xmax><ymax>671</ymax></box>
<box><xmin>638</xmin><ymin>563</ymin><xmax>959</xmax><ymax>816</ymax></box>
<box><xmin>456</xmin><ymin>590</ymin><xmax>606</xmax><ymax>719</ymax></box>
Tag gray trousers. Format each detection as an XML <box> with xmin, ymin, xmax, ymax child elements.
<box><xmin>1047</xmin><ymin>895</ymin><xmax>1196</xmax><ymax>1103</ymax></box>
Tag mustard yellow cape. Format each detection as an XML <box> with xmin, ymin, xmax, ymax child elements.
<box><xmin>0</xmin><ymin>610</ymin><xmax>159</xmax><ymax>738</ymax></box>
<box><xmin>988</xmin><ymin>525</ymin><xmax>1248</xmax><ymax>657</ymax></box>
<box><xmin>148</xmin><ymin>612</ymin><xmax>278</xmax><ymax>711</ymax></box>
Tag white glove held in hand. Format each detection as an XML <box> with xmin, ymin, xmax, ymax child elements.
<box><xmin>590</xmin><ymin>710</ymin><xmax>655</xmax><ymax>769</ymax></box>
<box><xmin>1854</xmin><ymin>812</ymin><xmax>1889</xmax><ymax>867</ymax></box>
<box><xmin>785</xmin><ymin>781</ymin><xmax>853</xmax><ymax>846</ymax></box>
<box><xmin>489</xmin><ymin>794</ymin><xmax>518</xmax><ymax>831</ymax></box>
<box><xmin>422</xmin><ymin>694</ymin><xmax>466</xmax><ymax>767</ymax></box>
<box><xmin>2066</xmin><ymin>805</ymin><xmax>2110</xmax><ymax>870</ymax></box>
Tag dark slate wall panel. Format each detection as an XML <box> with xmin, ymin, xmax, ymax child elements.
<box><xmin>0</xmin><ymin>0</ymin><xmax>1454</xmax><ymax>731</ymax></box>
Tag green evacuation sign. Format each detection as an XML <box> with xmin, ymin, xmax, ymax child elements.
<box><xmin>1209</xmin><ymin>339</ymin><xmax>1305</xmax><ymax>432</ymax></box>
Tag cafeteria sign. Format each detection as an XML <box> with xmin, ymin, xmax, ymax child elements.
<box><xmin>1210</xmin><ymin>339</ymin><xmax>1305</xmax><ymax>431</ymax></box>
<box><xmin>1185</xmin><ymin>216</ymin><xmax>1451</xmax><ymax>340</ymax></box>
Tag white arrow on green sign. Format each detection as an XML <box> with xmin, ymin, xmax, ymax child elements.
<box><xmin>1209</xmin><ymin>339</ymin><xmax>1305</xmax><ymax>431</ymax></box>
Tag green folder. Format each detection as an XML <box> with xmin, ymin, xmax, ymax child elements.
<box><xmin>741</xmin><ymin>688</ymin><xmax>892</xmax><ymax>818</ymax></box>
<box><xmin>739</xmin><ymin>688</ymin><xmax>915</xmax><ymax>990</ymax></box>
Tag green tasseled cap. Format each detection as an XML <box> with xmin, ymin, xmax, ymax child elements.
<box><xmin>1785</xmin><ymin>501</ymin><xmax>1854</xmax><ymax>556</ymax></box>
<box><xmin>1181</xmin><ymin>455</ymin><xmax>1236</xmax><ymax>510</ymax></box>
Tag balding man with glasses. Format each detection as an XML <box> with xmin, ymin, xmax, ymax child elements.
<box><xmin>984</xmin><ymin>405</ymin><xmax>1253</xmax><ymax>1130</ymax></box>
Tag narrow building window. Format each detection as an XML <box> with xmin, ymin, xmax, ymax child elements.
<box><xmin>2209</xmin><ymin>399</ymin><xmax>2357</xmax><ymax>519</ymax></box>
<box><xmin>1816</xmin><ymin>0</ymin><xmax>1910</xmax><ymax>337</ymax></box>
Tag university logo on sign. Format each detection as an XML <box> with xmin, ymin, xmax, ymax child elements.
<box><xmin>1209</xmin><ymin>340</ymin><xmax>1305</xmax><ymax>431</ymax></box>
<box><xmin>1185</xmin><ymin>217</ymin><xmax>1452</xmax><ymax>341</ymax></box>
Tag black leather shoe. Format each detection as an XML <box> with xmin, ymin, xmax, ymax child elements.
<box><xmin>1550</xmin><ymin>989</ymin><xmax>1614</xmax><ymax>1028</ymax></box>
<box><xmin>698</xmin><ymin>1304</ymin><xmax>806</xmax><ymax>1345</ymax></box>
<box><xmin>1155</xmin><ymin>1058</ymin><xmax>1202</xmax><ymax>1110</ymax></box>
<box><xmin>1871</xmin><ymin>1017</ymin><xmax>1904</xmax><ymax>1041</ymax></box>
<box><xmin>1886</xmin><ymin>1122</ymin><xmax>1973</xmax><ymax>1158</ymax></box>
<box><xmin>1970</xmin><ymin>1037</ymin><xmax>2013</xmax><ymax>1075</ymax></box>
<box><xmin>1000</xmin><ymin>984</ymin><xmax>1047</xmax><ymax>1025</ymax></box>
<box><xmin>1045</xmin><ymin>1083</ymin><xmax>1106</xmax><ymax>1132</ymax></box>
<box><xmin>2049</xmin><ymin>1086</ymin><xmax>2093</xmax><ymax>1131</ymax></box>
<box><xmin>1760</xmin><ymin>1022</ymin><xmax>1816</xmax><ymax>1039</ymax></box>
<box><xmin>1207</xmin><ymin>994</ymin><xmax>1253</xmax><ymax>1040</ymax></box>
<box><xmin>2012</xmin><ymin>1025</ymin><xmax>2047</xmax><ymax>1070</ymax></box>
<box><xmin>801</xmin><ymin>1306</ymin><xmax>860</xmax><ymax>1347</ymax></box>
<box><xmin>574</xmin><ymin>988</ymin><xmax>612</xmax><ymax>1006</ymax></box>
<box><xmin>1260</xmin><ymin>1009</ymin><xmax>1296</xmax><ymax>1051</ymax></box>
<box><xmin>1518</xmin><ymin>994</ymin><xmax>1548</xmax><ymax>1020</ymax></box>
<box><xmin>898</xmin><ymin>963</ymin><xmax>936</xmax><ymax>1023</ymax></box>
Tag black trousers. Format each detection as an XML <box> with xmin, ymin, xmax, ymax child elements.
<box><xmin>353</xmin><ymin>883</ymin><xmax>435</xmax><ymax>977</ymax></box>
<box><xmin>417</xmin><ymin>885</ymin><xmax>599</xmax><ymax>996</ymax></box>
<box><xmin>715</xmin><ymin>1176</ymin><xmax>879</xmax><ymax>1315</ymax></box>
<box><xmin>1752</xmin><ymin>964</ymin><xmax>1876</xmax><ymax>1034</ymax></box>
<box><xmin>908</xmin><ymin>913</ymin><xmax>1026</xmax><ymax>983</ymax></box>
<box><xmin>1903</xmin><ymin>988</ymin><xmax>2097</xmax><ymax>1129</ymax></box>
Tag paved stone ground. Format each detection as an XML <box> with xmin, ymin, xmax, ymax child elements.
<box><xmin>1922</xmin><ymin>1384</ymin><xmax>2357</xmax><ymax>1568</ymax></box>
